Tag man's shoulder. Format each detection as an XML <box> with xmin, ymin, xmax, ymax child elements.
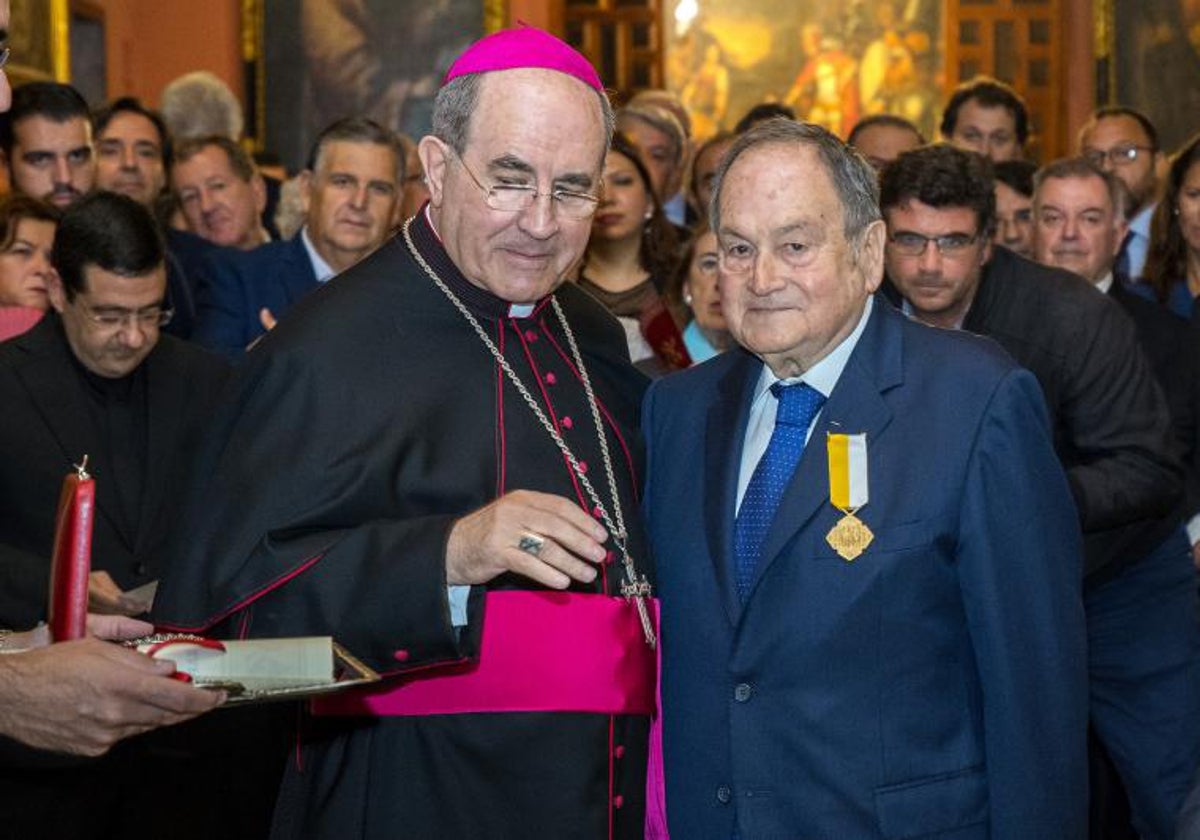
<box><xmin>975</xmin><ymin>247</ymin><xmax>1120</xmax><ymax>342</ymax></box>
<box><xmin>240</xmin><ymin>235</ymin><xmax>419</xmax><ymax>360</ymax></box>
<box><xmin>647</xmin><ymin>346</ymin><xmax>751</xmax><ymax>407</ymax></box>
<box><xmin>205</xmin><ymin>237</ymin><xmax>304</xmax><ymax>277</ymax></box>
<box><xmin>0</xmin><ymin>316</ymin><xmax>57</xmax><ymax>371</ymax></box>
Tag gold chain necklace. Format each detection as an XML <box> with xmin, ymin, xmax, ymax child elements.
<box><xmin>403</xmin><ymin>219</ymin><xmax>656</xmax><ymax>648</ymax></box>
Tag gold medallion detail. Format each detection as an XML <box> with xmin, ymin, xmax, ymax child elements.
<box><xmin>825</xmin><ymin>512</ymin><xmax>874</xmax><ymax>561</ymax></box>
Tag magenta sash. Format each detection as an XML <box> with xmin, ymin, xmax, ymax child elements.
<box><xmin>314</xmin><ymin>590</ymin><xmax>657</xmax><ymax>717</ymax></box>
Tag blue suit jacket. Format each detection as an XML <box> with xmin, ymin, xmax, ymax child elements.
<box><xmin>643</xmin><ymin>297</ymin><xmax>1089</xmax><ymax>839</ymax></box>
<box><xmin>192</xmin><ymin>235</ymin><xmax>318</xmax><ymax>359</ymax></box>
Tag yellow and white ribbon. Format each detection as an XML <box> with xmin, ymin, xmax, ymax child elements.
<box><xmin>827</xmin><ymin>433</ymin><xmax>869</xmax><ymax>512</ymax></box>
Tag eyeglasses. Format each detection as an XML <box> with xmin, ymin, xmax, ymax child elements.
<box><xmin>76</xmin><ymin>300</ymin><xmax>174</xmax><ymax>330</ymax></box>
<box><xmin>1083</xmin><ymin>144</ymin><xmax>1155</xmax><ymax>168</ymax></box>
<box><xmin>453</xmin><ymin>151</ymin><xmax>600</xmax><ymax>220</ymax></box>
<box><xmin>888</xmin><ymin>231</ymin><xmax>981</xmax><ymax>257</ymax></box>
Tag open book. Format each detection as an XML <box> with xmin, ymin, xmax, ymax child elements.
<box><xmin>130</xmin><ymin>635</ymin><xmax>379</xmax><ymax>705</ymax></box>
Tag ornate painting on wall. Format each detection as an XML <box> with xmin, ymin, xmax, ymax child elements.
<box><xmin>245</xmin><ymin>0</ymin><xmax>501</xmax><ymax>171</ymax></box>
<box><xmin>665</xmin><ymin>0</ymin><xmax>943</xmax><ymax>142</ymax></box>
<box><xmin>1111</xmin><ymin>0</ymin><xmax>1200</xmax><ymax>151</ymax></box>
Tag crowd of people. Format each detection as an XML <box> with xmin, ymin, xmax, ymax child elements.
<box><xmin>0</xmin><ymin>8</ymin><xmax>1198</xmax><ymax>839</ymax></box>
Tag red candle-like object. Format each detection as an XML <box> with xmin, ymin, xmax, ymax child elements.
<box><xmin>47</xmin><ymin>456</ymin><xmax>94</xmax><ymax>642</ymax></box>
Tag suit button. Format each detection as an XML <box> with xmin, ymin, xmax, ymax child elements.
<box><xmin>716</xmin><ymin>785</ymin><xmax>732</xmax><ymax>804</ymax></box>
<box><xmin>734</xmin><ymin>683</ymin><xmax>753</xmax><ymax>702</ymax></box>
<box><xmin>134</xmin><ymin>562</ymin><xmax>148</xmax><ymax>576</ymax></box>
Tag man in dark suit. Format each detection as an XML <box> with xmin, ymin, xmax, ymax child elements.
<box><xmin>882</xmin><ymin>144</ymin><xmax>1196</xmax><ymax>840</ymax></box>
<box><xmin>644</xmin><ymin>120</ymin><xmax>1088</xmax><ymax>838</ymax></box>
<box><xmin>0</xmin><ymin>191</ymin><xmax>228</xmax><ymax>629</ymax></box>
<box><xmin>1030</xmin><ymin>158</ymin><xmax>1200</xmax><ymax>839</ymax></box>
<box><xmin>190</xmin><ymin>117</ymin><xmax>403</xmax><ymax>359</ymax></box>
<box><xmin>0</xmin><ymin>193</ymin><xmax>288</xmax><ymax>840</ymax></box>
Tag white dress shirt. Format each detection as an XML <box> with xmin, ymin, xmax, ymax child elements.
<box><xmin>736</xmin><ymin>296</ymin><xmax>874</xmax><ymax>511</ymax></box>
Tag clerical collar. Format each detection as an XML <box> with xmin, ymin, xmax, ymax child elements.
<box><xmin>417</xmin><ymin>204</ymin><xmax>547</xmax><ymax>320</ymax></box>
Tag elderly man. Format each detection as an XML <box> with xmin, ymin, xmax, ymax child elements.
<box><xmin>883</xmin><ymin>144</ymin><xmax>1192</xmax><ymax>840</ymax></box>
<box><xmin>190</xmin><ymin>117</ymin><xmax>401</xmax><ymax>359</ymax></box>
<box><xmin>644</xmin><ymin>120</ymin><xmax>1087</xmax><ymax>838</ymax></box>
<box><xmin>154</xmin><ymin>28</ymin><xmax>655</xmax><ymax>838</ymax></box>
<box><xmin>0</xmin><ymin>81</ymin><xmax>94</xmax><ymax>208</ymax></box>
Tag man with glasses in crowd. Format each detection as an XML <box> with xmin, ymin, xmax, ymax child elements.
<box><xmin>154</xmin><ymin>27</ymin><xmax>656</xmax><ymax>838</ymax></box>
<box><xmin>881</xmin><ymin>144</ymin><xmax>1191</xmax><ymax>840</ymax></box>
<box><xmin>0</xmin><ymin>191</ymin><xmax>250</xmax><ymax>839</ymax></box>
<box><xmin>0</xmin><ymin>0</ymin><xmax>221</xmax><ymax>771</ymax></box>
<box><xmin>1078</xmin><ymin>107</ymin><xmax>1163</xmax><ymax>280</ymax></box>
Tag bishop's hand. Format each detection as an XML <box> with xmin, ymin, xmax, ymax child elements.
<box><xmin>446</xmin><ymin>490</ymin><xmax>608</xmax><ymax>589</ymax></box>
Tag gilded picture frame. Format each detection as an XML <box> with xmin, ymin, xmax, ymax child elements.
<box><xmin>7</xmin><ymin>0</ymin><xmax>70</xmax><ymax>86</ymax></box>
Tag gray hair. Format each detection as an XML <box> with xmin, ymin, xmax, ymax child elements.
<box><xmin>306</xmin><ymin>117</ymin><xmax>405</xmax><ymax>184</ymax></box>
<box><xmin>710</xmin><ymin>118</ymin><xmax>882</xmax><ymax>245</ymax></box>
<box><xmin>160</xmin><ymin>71</ymin><xmax>244</xmax><ymax>141</ymax></box>
<box><xmin>617</xmin><ymin>103</ymin><xmax>686</xmax><ymax>161</ymax></box>
<box><xmin>431</xmin><ymin>72</ymin><xmax>615</xmax><ymax>156</ymax></box>
<box><xmin>1033</xmin><ymin>156</ymin><xmax>1129</xmax><ymax>221</ymax></box>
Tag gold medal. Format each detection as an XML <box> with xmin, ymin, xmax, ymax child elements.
<box><xmin>825</xmin><ymin>512</ymin><xmax>874</xmax><ymax>561</ymax></box>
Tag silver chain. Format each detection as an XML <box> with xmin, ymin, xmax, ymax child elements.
<box><xmin>403</xmin><ymin>219</ymin><xmax>656</xmax><ymax>647</ymax></box>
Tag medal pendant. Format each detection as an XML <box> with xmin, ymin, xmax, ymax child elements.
<box><xmin>825</xmin><ymin>512</ymin><xmax>874</xmax><ymax>561</ymax></box>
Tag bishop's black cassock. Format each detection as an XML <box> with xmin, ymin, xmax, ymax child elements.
<box><xmin>154</xmin><ymin>210</ymin><xmax>653</xmax><ymax>839</ymax></box>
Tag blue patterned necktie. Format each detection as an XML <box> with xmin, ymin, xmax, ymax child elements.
<box><xmin>734</xmin><ymin>382</ymin><xmax>826</xmax><ymax>601</ymax></box>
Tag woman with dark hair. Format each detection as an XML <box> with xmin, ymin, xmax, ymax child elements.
<box><xmin>1142</xmin><ymin>133</ymin><xmax>1200</xmax><ymax>317</ymax></box>
<box><xmin>577</xmin><ymin>131</ymin><xmax>689</xmax><ymax>376</ymax></box>
<box><xmin>0</xmin><ymin>195</ymin><xmax>60</xmax><ymax>341</ymax></box>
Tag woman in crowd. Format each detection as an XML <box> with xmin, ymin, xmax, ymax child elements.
<box><xmin>1142</xmin><ymin>133</ymin><xmax>1200</xmax><ymax>318</ymax></box>
<box><xmin>0</xmin><ymin>196</ymin><xmax>59</xmax><ymax>342</ymax></box>
<box><xmin>674</xmin><ymin>223</ymin><xmax>731</xmax><ymax>363</ymax></box>
<box><xmin>577</xmin><ymin>131</ymin><xmax>689</xmax><ymax>377</ymax></box>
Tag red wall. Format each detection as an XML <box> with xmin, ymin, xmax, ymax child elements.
<box><xmin>86</xmin><ymin>0</ymin><xmax>243</xmax><ymax>108</ymax></box>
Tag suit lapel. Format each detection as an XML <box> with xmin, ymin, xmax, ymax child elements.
<box><xmin>747</xmin><ymin>300</ymin><xmax>902</xmax><ymax>602</ymax></box>
<box><xmin>282</xmin><ymin>236</ymin><xmax>320</xmax><ymax>303</ymax></box>
<box><xmin>704</xmin><ymin>350</ymin><xmax>762</xmax><ymax>625</ymax></box>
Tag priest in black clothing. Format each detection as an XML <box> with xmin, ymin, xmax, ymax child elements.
<box><xmin>154</xmin><ymin>27</ymin><xmax>659</xmax><ymax>840</ymax></box>
<box><xmin>0</xmin><ymin>193</ymin><xmax>293</xmax><ymax>840</ymax></box>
